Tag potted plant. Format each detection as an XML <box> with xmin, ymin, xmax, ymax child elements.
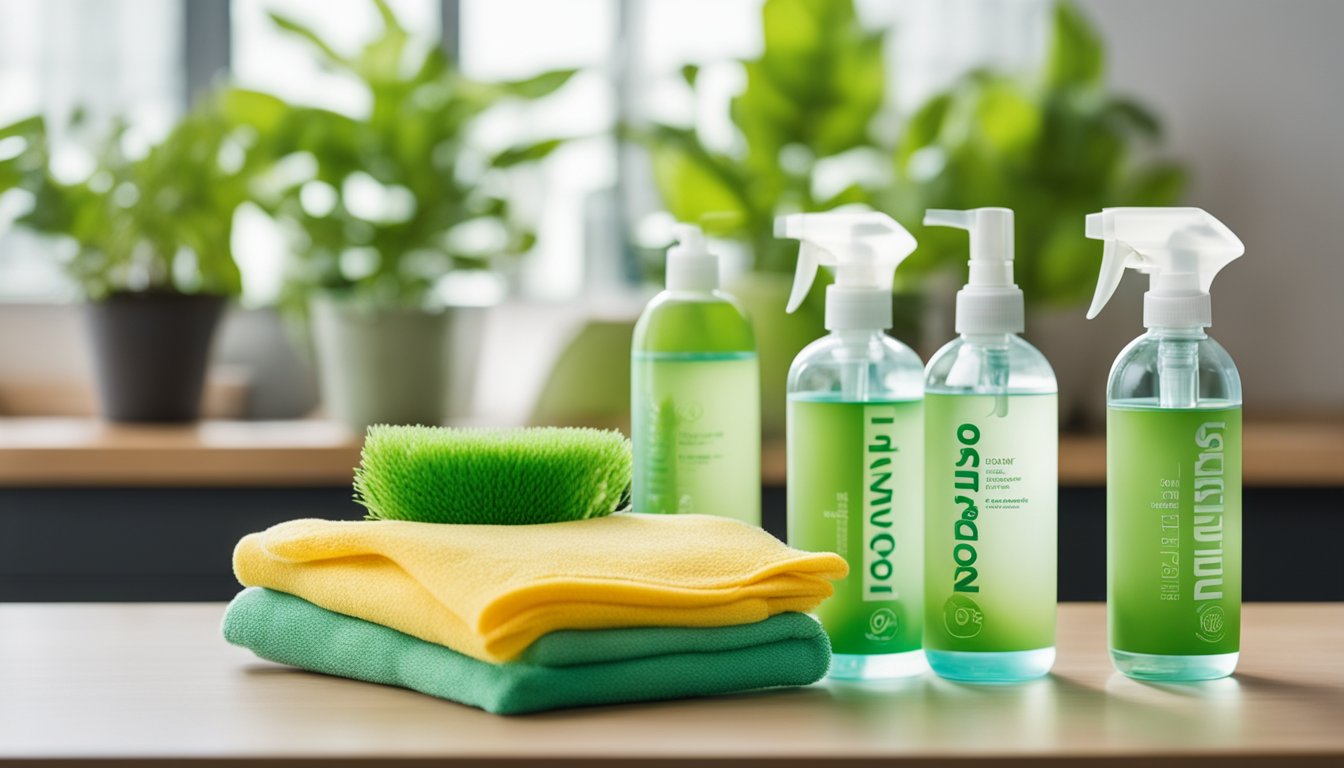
<box><xmin>0</xmin><ymin>105</ymin><xmax>252</xmax><ymax>422</ymax></box>
<box><xmin>639</xmin><ymin>0</ymin><xmax>912</xmax><ymax>437</ymax></box>
<box><xmin>885</xmin><ymin>2</ymin><xmax>1187</xmax><ymax>427</ymax></box>
<box><xmin>225</xmin><ymin>0</ymin><xmax>574</xmax><ymax>429</ymax></box>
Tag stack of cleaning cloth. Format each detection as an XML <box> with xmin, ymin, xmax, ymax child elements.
<box><xmin>224</xmin><ymin>513</ymin><xmax>848</xmax><ymax>714</ymax></box>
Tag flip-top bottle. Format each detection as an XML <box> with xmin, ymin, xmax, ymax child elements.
<box><xmin>1085</xmin><ymin>207</ymin><xmax>1244</xmax><ymax>681</ymax></box>
<box><xmin>921</xmin><ymin>208</ymin><xmax>1058</xmax><ymax>682</ymax></box>
<box><xmin>776</xmin><ymin>212</ymin><xmax>925</xmax><ymax>680</ymax></box>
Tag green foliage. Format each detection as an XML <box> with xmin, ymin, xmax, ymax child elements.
<box><xmin>643</xmin><ymin>0</ymin><xmax>888</xmax><ymax>274</ymax></box>
<box><xmin>226</xmin><ymin>0</ymin><xmax>574</xmax><ymax>308</ymax></box>
<box><xmin>888</xmin><ymin>2</ymin><xmax>1186</xmax><ymax>306</ymax></box>
<box><xmin>0</xmin><ymin>102</ymin><xmax>253</xmax><ymax>299</ymax></box>
<box><xmin>646</xmin><ymin>1</ymin><xmax>1185</xmax><ymax>306</ymax></box>
<box><xmin>355</xmin><ymin>424</ymin><xmax>633</xmax><ymax>525</ymax></box>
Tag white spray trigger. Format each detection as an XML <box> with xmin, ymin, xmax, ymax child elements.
<box><xmin>786</xmin><ymin>241</ymin><xmax>827</xmax><ymax>313</ymax></box>
<box><xmin>775</xmin><ymin>211</ymin><xmax>917</xmax><ymax>331</ymax></box>
<box><xmin>1086</xmin><ymin>239</ymin><xmax>1141</xmax><ymax>320</ymax></box>
<box><xmin>1084</xmin><ymin>207</ymin><xmax>1243</xmax><ymax>328</ymax></box>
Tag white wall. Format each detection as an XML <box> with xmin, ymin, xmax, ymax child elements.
<box><xmin>1079</xmin><ymin>0</ymin><xmax>1344</xmax><ymax>409</ymax></box>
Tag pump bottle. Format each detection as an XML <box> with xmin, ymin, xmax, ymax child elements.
<box><xmin>777</xmin><ymin>211</ymin><xmax>925</xmax><ymax>680</ymax></box>
<box><xmin>920</xmin><ymin>208</ymin><xmax>1058</xmax><ymax>682</ymax></box>
<box><xmin>1085</xmin><ymin>207</ymin><xmax>1244</xmax><ymax>681</ymax></box>
<box><xmin>632</xmin><ymin>224</ymin><xmax>760</xmax><ymax>525</ymax></box>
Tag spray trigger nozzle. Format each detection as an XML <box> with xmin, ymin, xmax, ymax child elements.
<box><xmin>1084</xmin><ymin>207</ymin><xmax>1243</xmax><ymax>328</ymax></box>
<box><xmin>774</xmin><ymin>211</ymin><xmax>917</xmax><ymax>331</ymax></box>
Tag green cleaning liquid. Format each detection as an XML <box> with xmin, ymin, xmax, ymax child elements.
<box><xmin>630</xmin><ymin>225</ymin><xmax>760</xmax><ymax>525</ymax></box>
<box><xmin>923</xmin><ymin>392</ymin><xmax>1057</xmax><ymax>678</ymax></box>
<box><xmin>632</xmin><ymin>352</ymin><xmax>760</xmax><ymax>523</ymax></box>
<box><xmin>1108</xmin><ymin>401</ymin><xmax>1242</xmax><ymax>677</ymax></box>
<box><xmin>788</xmin><ymin>395</ymin><xmax>924</xmax><ymax>669</ymax></box>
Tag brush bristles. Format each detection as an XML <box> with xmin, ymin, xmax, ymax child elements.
<box><xmin>354</xmin><ymin>425</ymin><xmax>632</xmax><ymax>525</ymax></box>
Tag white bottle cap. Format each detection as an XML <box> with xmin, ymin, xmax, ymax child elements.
<box><xmin>665</xmin><ymin>224</ymin><xmax>719</xmax><ymax>292</ymax></box>
<box><xmin>924</xmin><ymin>207</ymin><xmax>1024</xmax><ymax>335</ymax></box>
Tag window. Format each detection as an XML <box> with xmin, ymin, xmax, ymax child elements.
<box><xmin>0</xmin><ymin>0</ymin><xmax>182</xmax><ymax>300</ymax></box>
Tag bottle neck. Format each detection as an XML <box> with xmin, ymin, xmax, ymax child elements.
<box><xmin>1145</xmin><ymin>325</ymin><xmax>1207</xmax><ymax>341</ymax></box>
<box><xmin>831</xmin><ymin>328</ymin><xmax>888</xmax><ymax>344</ymax></box>
<box><xmin>959</xmin><ymin>332</ymin><xmax>1015</xmax><ymax>347</ymax></box>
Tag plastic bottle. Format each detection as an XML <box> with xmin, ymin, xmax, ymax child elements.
<box><xmin>921</xmin><ymin>208</ymin><xmax>1058</xmax><ymax>682</ymax></box>
<box><xmin>776</xmin><ymin>211</ymin><xmax>925</xmax><ymax>679</ymax></box>
<box><xmin>1085</xmin><ymin>207</ymin><xmax>1244</xmax><ymax>681</ymax></box>
<box><xmin>631</xmin><ymin>224</ymin><xmax>761</xmax><ymax>525</ymax></box>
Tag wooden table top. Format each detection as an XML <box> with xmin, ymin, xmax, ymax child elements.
<box><xmin>0</xmin><ymin>603</ymin><xmax>1340</xmax><ymax>766</ymax></box>
<box><xmin>1</xmin><ymin>417</ymin><xmax>1342</xmax><ymax>488</ymax></box>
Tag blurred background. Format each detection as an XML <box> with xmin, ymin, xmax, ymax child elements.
<box><xmin>0</xmin><ymin>0</ymin><xmax>1340</xmax><ymax>601</ymax></box>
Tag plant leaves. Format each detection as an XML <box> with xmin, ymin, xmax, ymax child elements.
<box><xmin>489</xmin><ymin>138</ymin><xmax>564</xmax><ymax>168</ymax></box>
<box><xmin>493</xmin><ymin>69</ymin><xmax>578</xmax><ymax>99</ymax></box>
<box><xmin>268</xmin><ymin>11</ymin><xmax>350</xmax><ymax>69</ymax></box>
<box><xmin>1046</xmin><ymin>1</ymin><xmax>1104</xmax><ymax>89</ymax></box>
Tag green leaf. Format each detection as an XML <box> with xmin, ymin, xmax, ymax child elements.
<box><xmin>649</xmin><ymin>137</ymin><xmax>749</xmax><ymax>228</ymax></box>
<box><xmin>1104</xmin><ymin>97</ymin><xmax>1162</xmax><ymax>139</ymax></box>
<box><xmin>1117</xmin><ymin>162</ymin><xmax>1187</xmax><ymax>206</ymax></box>
<box><xmin>974</xmin><ymin>79</ymin><xmax>1041</xmax><ymax>156</ymax></box>
<box><xmin>896</xmin><ymin>93</ymin><xmax>952</xmax><ymax>172</ymax></box>
<box><xmin>680</xmin><ymin>64</ymin><xmax>700</xmax><ymax>88</ymax></box>
<box><xmin>493</xmin><ymin>69</ymin><xmax>578</xmax><ymax>99</ymax></box>
<box><xmin>489</xmin><ymin>138</ymin><xmax>564</xmax><ymax>168</ymax></box>
<box><xmin>219</xmin><ymin>89</ymin><xmax>289</xmax><ymax>133</ymax></box>
<box><xmin>268</xmin><ymin>12</ymin><xmax>350</xmax><ymax>68</ymax></box>
<box><xmin>0</xmin><ymin>115</ymin><xmax>44</xmax><ymax>141</ymax></box>
<box><xmin>1046</xmin><ymin>1</ymin><xmax>1104</xmax><ymax>89</ymax></box>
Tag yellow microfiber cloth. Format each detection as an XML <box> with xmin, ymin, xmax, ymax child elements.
<box><xmin>233</xmin><ymin>513</ymin><xmax>847</xmax><ymax>663</ymax></box>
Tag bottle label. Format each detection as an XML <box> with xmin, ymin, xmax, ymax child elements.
<box><xmin>1108</xmin><ymin>406</ymin><xmax>1242</xmax><ymax>655</ymax></box>
<box><xmin>632</xmin><ymin>354</ymin><xmax>760</xmax><ymax>525</ymax></box>
<box><xmin>788</xmin><ymin>398</ymin><xmax>923</xmax><ymax>655</ymax></box>
<box><xmin>923</xmin><ymin>393</ymin><xmax>1057</xmax><ymax>652</ymax></box>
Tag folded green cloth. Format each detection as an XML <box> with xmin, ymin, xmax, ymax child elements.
<box><xmin>223</xmin><ymin>588</ymin><xmax>831</xmax><ymax>715</ymax></box>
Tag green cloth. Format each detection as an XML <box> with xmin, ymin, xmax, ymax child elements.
<box><xmin>223</xmin><ymin>587</ymin><xmax>832</xmax><ymax>715</ymax></box>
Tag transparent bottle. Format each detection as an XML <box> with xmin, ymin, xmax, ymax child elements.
<box><xmin>920</xmin><ymin>208</ymin><xmax>1058</xmax><ymax>683</ymax></box>
<box><xmin>788</xmin><ymin>329</ymin><xmax>926</xmax><ymax>679</ymax></box>
<box><xmin>1084</xmin><ymin>207</ymin><xmax>1245</xmax><ymax>682</ymax></box>
<box><xmin>924</xmin><ymin>334</ymin><xmax>1057</xmax><ymax>682</ymax></box>
<box><xmin>776</xmin><ymin>211</ymin><xmax>926</xmax><ymax>680</ymax></box>
<box><xmin>1106</xmin><ymin>328</ymin><xmax>1242</xmax><ymax>680</ymax></box>
<box><xmin>631</xmin><ymin>226</ymin><xmax>760</xmax><ymax>525</ymax></box>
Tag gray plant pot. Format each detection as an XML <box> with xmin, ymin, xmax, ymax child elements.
<box><xmin>309</xmin><ymin>295</ymin><xmax>484</xmax><ymax>430</ymax></box>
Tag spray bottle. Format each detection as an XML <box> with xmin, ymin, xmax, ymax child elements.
<box><xmin>632</xmin><ymin>224</ymin><xmax>760</xmax><ymax>525</ymax></box>
<box><xmin>921</xmin><ymin>208</ymin><xmax>1058</xmax><ymax>682</ymax></box>
<box><xmin>776</xmin><ymin>211</ymin><xmax>925</xmax><ymax>679</ymax></box>
<box><xmin>1085</xmin><ymin>207</ymin><xmax>1244</xmax><ymax>681</ymax></box>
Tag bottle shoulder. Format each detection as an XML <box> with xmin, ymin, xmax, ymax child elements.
<box><xmin>787</xmin><ymin>332</ymin><xmax>924</xmax><ymax>401</ymax></box>
<box><xmin>633</xmin><ymin>290</ymin><xmax>756</xmax><ymax>354</ymax></box>
<box><xmin>1107</xmin><ymin>331</ymin><xmax>1242</xmax><ymax>408</ymax></box>
<box><xmin>924</xmin><ymin>335</ymin><xmax>1057</xmax><ymax>395</ymax></box>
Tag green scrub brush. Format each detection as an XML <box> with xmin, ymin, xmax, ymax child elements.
<box><xmin>354</xmin><ymin>425</ymin><xmax>632</xmax><ymax>525</ymax></box>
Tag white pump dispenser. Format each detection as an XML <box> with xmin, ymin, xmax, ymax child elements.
<box><xmin>924</xmin><ymin>207</ymin><xmax>1024</xmax><ymax>335</ymax></box>
<box><xmin>1084</xmin><ymin>207</ymin><xmax>1243</xmax><ymax>328</ymax></box>
<box><xmin>775</xmin><ymin>212</ymin><xmax>918</xmax><ymax>331</ymax></box>
<box><xmin>665</xmin><ymin>223</ymin><xmax>720</xmax><ymax>292</ymax></box>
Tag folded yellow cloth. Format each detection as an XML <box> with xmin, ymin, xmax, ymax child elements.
<box><xmin>233</xmin><ymin>513</ymin><xmax>847</xmax><ymax>663</ymax></box>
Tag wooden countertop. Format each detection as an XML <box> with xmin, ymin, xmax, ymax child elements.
<box><xmin>2</xmin><ymin>417</ymin><xmax>1341</xmax><ymax>488</ymax></box>
<box><xmin>0</xmin><ymin>603</ymin><xmax>1340</xmax><ymax>765</ymax></box>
